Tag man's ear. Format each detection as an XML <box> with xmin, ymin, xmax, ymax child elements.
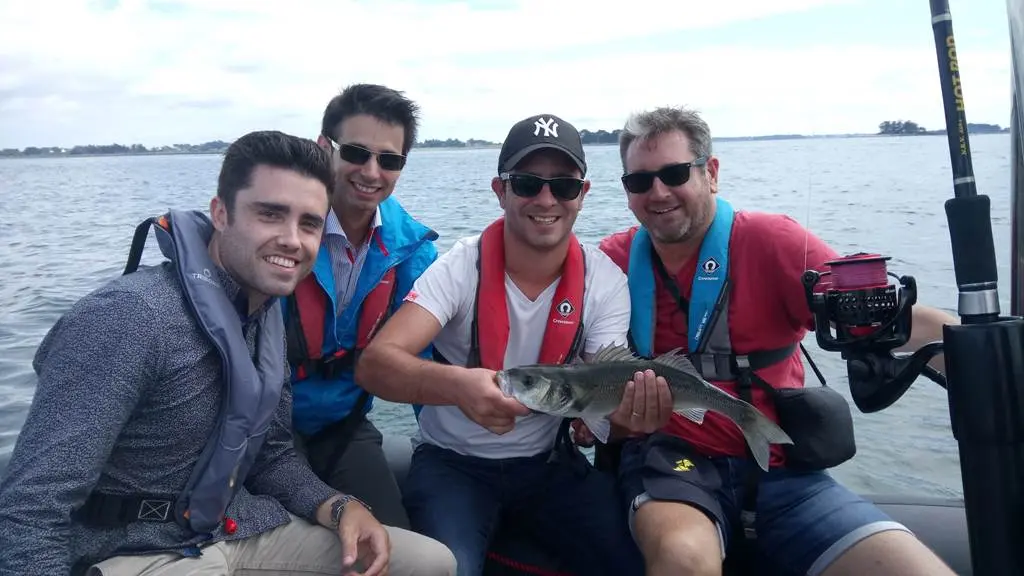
<box><xmin>316</xmin><ymin>134</ymin><xmax>335</xmax><ymax>156</ymax></box>
<box><xmin>577</xmin><ymin>179</ymin><xmax>591</xmax><ymax>209</ymax></box>
<box><xmin>706</xmin><ymin>156</ymin><xmax>720</xmax><ymax>195</ymax></box>
<box><xmin>210</xmin><ymin>196</ymin><xmax>230</xmax><ymax>231</ymax></box>
<box><xmin>492</xmin><ymin>176</ymin><xmax>507</xmax><ymax>209</ymax></box>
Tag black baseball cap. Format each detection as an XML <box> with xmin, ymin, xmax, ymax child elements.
<box><xmin>497</xmin><ymin>114</ymin><xmax>587</xmax><ymax>176</ymax></box>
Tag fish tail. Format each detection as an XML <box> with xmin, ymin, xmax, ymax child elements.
<box><xmin>735</xmin><ymin>405</ymin><xmax>793</xmax><ymax>472</ymax></box>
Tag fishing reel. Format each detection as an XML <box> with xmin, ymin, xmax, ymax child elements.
<box><xmin>803</xmin><ymin>253</ymin><xmax>946</xmax><ymax>413</ymax></box>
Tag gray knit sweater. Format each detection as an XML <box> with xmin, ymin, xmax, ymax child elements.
<box><xmin>0</xmin><ymin>262</ymin><xmax>340</xmax><ymax>575</ymax></box>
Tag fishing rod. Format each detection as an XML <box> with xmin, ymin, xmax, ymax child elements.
<box><xmin>931</xmin><ymin>0</ymin><xmax>1000</xmax><ymax>325</ymax></box>
<box><xmin>802</xmin><ymin>1</ymin><xmax>1024</xmax><ymax>573</ymax></box>
<box><xmin>929</xmin><ymin>0</ymin><xmax>1024</xmax><ymax>574</ymax></box>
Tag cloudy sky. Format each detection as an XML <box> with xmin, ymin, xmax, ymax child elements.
<box><xmin>0</xmin><ymin>0</ymin><xmax>1013</xmax><ymax>149</ymax></box>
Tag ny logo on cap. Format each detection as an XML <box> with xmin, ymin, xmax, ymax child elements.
<box><xmin>534</xmin><ymin>117</ymin><xmax>559</xmax><ymax>138</ymax></box>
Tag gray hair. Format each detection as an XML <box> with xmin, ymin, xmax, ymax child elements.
<box><xmin>618</xmin><ymin>106</ymin><xmax>713</xmax><ymax>173</ymax></box>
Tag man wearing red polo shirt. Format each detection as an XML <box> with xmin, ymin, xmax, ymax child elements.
<box><xmin>598</xmin><ymin>105</ymin><xmax>957</xmax><ymax>576</ymax></box>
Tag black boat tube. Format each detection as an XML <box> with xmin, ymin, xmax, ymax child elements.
<box><xmin>930</xmin><ymin>1</ymin><xmax>1024</xmax><ymax>574</ymax></box>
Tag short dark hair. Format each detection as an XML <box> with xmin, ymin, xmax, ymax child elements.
<box><xmin>217</xmin><ymin>130</ymin><xmax>333</xmax><ymax>214</ymax></box>
<box><xmin>320</xmin><ymin>83</ymin><xmax>420</xmax><ymax>155</ymax></box>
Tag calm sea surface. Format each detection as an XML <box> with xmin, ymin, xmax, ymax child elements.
<box><xmin>0</xmin><ymin>133</ymin><xmax>1015</xmax><ymax>499</ymax></box>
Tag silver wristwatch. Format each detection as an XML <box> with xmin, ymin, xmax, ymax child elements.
<box><xmin>328</xmin><ymin>494</ymin><xmax>371</xmax><ymax>530</ymax></box>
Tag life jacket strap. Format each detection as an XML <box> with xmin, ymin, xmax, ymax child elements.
<box><xmin>688</xmin><ymin>344</ymin><xmax>797</xmax><ymax>382</ymax></box>
<box><xmin>733</xmin><ymin>343</ymin><xmax>817</xmax><ymax>545</ymax></box>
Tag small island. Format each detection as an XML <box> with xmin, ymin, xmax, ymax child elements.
<box><xmin>877</xmin><ymin>119</ymin><xmax>1009</xmax><ymax>136</ymax></box>
<box><xmin>0</xmin><ymin>122</ymin><xmax>1011</xmax><ymax>159</ymax></box>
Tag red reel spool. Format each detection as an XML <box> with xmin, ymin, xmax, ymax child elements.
<box><xmin>828</xmin><ymin>253</ymin><xmax>890</xmax><ymax>291</ymax></box>
<box><xmin>825</xmin><ymin>253</ymin><xmax>895</xmax><ymax>337</ymax></box>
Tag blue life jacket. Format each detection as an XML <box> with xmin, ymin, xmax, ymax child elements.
<box><xmin>627</xmin><ymin>197</ymin><xmax>795</xmax><ymax>379</ymax></box>
<box><xmin>123</xmin><ymin>210</ymin><xmax>285</xmax><ymax>534</ymax></box>
<box><xmin>284</xmin><ymin>196</ymin><xmax>438</xmax><ymax>436</ymax></box>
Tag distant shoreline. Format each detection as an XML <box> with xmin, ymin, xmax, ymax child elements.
<box><xmin>0</xmin><ymin>129</ymin><xmax>1011</xmax><ymax>160</ymax></box>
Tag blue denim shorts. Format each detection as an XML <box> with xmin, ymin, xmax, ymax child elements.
<box><xmin>619</xmin><ymin>433</ymin><xmax>911</xmax><ymax>576</ymax></box>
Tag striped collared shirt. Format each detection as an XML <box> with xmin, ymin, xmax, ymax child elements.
<box><xmin>323</xmin><ymin>207</ymin><xmax>382</xmax><ymax>314</ymax></box>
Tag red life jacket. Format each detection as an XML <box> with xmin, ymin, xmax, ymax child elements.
<box><xmin>466</xmin><ymin>217</ymin><xmax>587</xmax><ymax>369</ymax></box>
<box><xmin>286</xmin><ymin>250</ymin><xmax>398</xmax><ymax>381</ymax></box>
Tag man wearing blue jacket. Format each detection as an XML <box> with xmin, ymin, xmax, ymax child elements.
<box><xmin>285</xmin><ymin>84</ymin><xmax>438</xmax><ymax>530</ymax></box>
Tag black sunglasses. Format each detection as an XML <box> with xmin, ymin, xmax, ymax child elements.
<box><xmin>328</xmin><ymin>139</ymin><xmax>407</xmax><ymax>171</ymax></box>
<box><xmin>500</xmin><ymin>172</ymin><xmax>585</xmax><ymax>201</ymax></box>
<box><xmin>621</xmin><ymin>157</ymin><xmax>708</xmax><ymax>194</ymax></box>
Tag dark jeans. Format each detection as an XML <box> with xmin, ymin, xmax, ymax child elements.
<box><xmin>295</xmin><ymin>418</ymin><xmax>411</xmax><ymax>530</ymax></box>
<box><xmin>403</xmin><ymin>442</ymin><xmax>645</xmax><ymax>576</ymax></box>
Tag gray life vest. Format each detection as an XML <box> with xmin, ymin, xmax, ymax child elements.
<box><xmin>124</xmin><ymin>209</ymin><xmax>285</xmax><ymax>534</ymax></box>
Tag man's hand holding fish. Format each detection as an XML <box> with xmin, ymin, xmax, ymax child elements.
<box><xmin>606</xmin><ymin>368</ymin><xmax>675</xmax><ymax>437</ymax></box>
<box><xmin>454</xmin><ymin>367</ymin><xmax>531</xmax><ymax>435</ymax></box>
<box><xmin>570</xmin><ymin>368</ymin><xmax>674</xmax><ymax>447</ymax></box>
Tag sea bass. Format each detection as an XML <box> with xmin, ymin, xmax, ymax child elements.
<box><xmin>496</xmin><ymin>343</ymin><xmax>793</xmax><ymax>471</ymax></box>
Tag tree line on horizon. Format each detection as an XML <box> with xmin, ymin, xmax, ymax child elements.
<box><xmin>414</xmin><ymin>129</ymin><xmax>622</xmax><ymax>149</ymax></box>
<box><xmin>1</xmin><ymin>123</ymin><xmax>1010</xmax><ymax>158</ymax></box>
<box><xmin>0</xmin><ymin>128</ymin><xmax>625</xmax><ymax>157</ymax></box>
<box><xmin>0</xmin><ymin>141</ymin><xmax>231</xmax><ymax>158</ymax></box>
<box><xmin>877</xmin><ymin>120</ymin><xmax>1008</xmax><ymax>135</ymax></box>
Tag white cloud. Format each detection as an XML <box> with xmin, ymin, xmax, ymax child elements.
<box><xmin>0</xmin><ymin>0</ymin><xmax>1012</xmax><ymax>148</ymax></box>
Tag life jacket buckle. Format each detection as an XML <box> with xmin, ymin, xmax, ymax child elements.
<box><xmin>699</xmin><ymin>355</ymin><xmax>717</xmax><ymax>378</ymax></box>
<box><xmin>322</xmin><ymin>349</ymin><xmax>350</xmax><ymax>364</ymax></box>
<box><xmin>136</xmin><ymin>498</ymin><xmax>172</xmax><ymax>522</ymax></box>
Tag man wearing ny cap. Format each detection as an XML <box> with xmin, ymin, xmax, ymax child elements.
<box><xmin>355</xmin><ymin>114</ymin><xmax>664</xmax><ymax>575</ymax></box>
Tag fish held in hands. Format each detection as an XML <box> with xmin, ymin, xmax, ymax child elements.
<box><xmin>495</xmin><ymin>343</ymin><xmax>793</xmax><ymax>471</ymax></box>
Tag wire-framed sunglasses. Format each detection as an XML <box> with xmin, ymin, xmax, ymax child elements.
<box><xmin>327</xmin><ymin>138</ymin><xmax>407</xmax><ymax>171</ymax></box>
<box><xmin>499</xmin><ymin>172</ymin><xmax>585</xmax><ymax>201</ymax></box>
<box><xmin>621</xmin><ymin>157</ymin><xmax>708</xmax><ymax>194</ymax></box>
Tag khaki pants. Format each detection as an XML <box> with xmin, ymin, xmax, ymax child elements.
<box><xmin>87</xmin><ymin>515</ymin><xmax>456</xmax><ymax>576</ymax></box>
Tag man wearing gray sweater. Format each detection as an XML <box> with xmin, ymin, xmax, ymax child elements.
<box><xmin>0</xmin><ymin>130</ymin><xmax>456</xmax><ymax>576</ymax></box>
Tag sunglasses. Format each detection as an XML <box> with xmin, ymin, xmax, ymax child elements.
<box><xmin>328</xmin><ymin>139</ymin><xmax>407</xmax><ymax>171</ymax></box>
<box><xmin>621</xmin><ymin>157</ymin><xmax>708</xmax><ymax>194</ymax></box>
<box><xmin>500</xmin><ymin>172</ymin><xmax>585</xmax><ymax>201</ymax></box>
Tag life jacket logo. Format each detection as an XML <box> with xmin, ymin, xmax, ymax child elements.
<box><xmin>556</xmin><ymin>298</ymin><xmax>575</xmax><ymax>317</ymax></box>
<box><xmin>701</xmin><ymin>257</ymin><xmax>720</xmax><ymax>275</ymax></box>
<box><xmin>190</xmin><ymin>267</ymin><xmax>220</xmax><ymax>287</ymax></box>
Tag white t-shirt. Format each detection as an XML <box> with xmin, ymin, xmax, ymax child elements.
<box><xmin>405</xmin><ymin>233</ymin><xmax>631</xmax><ymax>459</ymax></box>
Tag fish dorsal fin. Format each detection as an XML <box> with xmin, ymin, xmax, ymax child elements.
<box><xmin>651</xmin><ymin>348</ymin><xmax>702</xmax><ymax>376</ymax></box>
<box><xmin>590</xmin><ymin>342</ymin><xmax>640</xmax><ymax>363</ymax></box>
